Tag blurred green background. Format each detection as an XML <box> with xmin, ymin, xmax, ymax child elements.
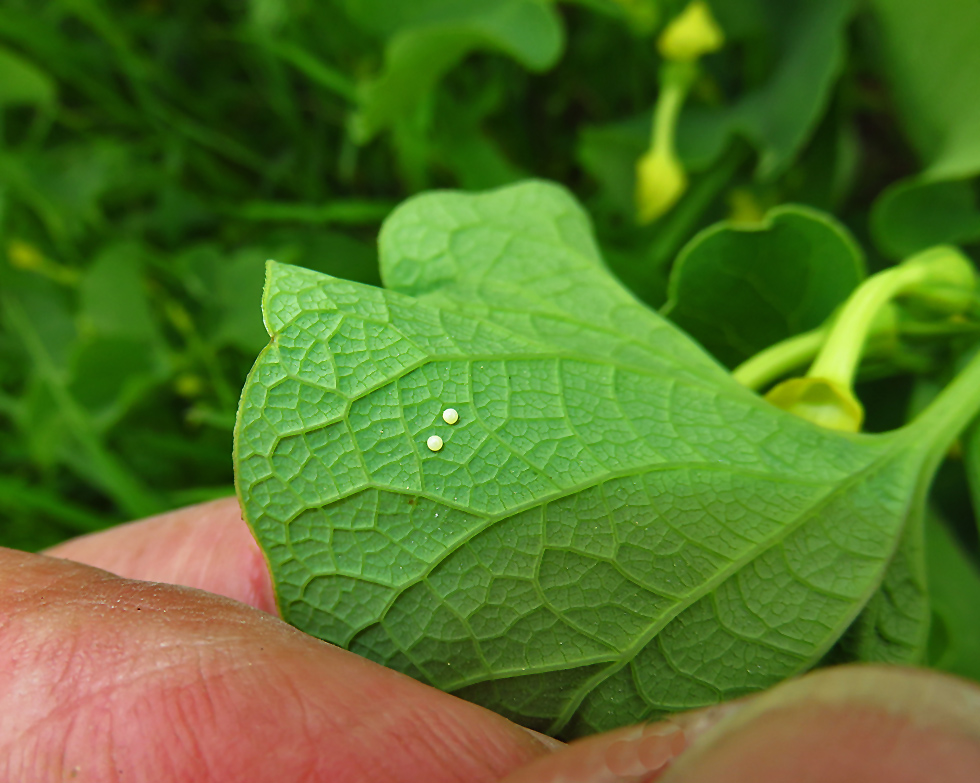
<box><xmin>2</xmin><ymin>0</ymin><xmax>979</xmax><ymax>552</ymax></box>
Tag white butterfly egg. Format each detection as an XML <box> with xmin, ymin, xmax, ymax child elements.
<box><xmin>442</xmin><ymin>408</ymin><xmax>459</xmax><ymax>425</ymax></box>
<box><xmin>426</xmin><ymin>435</ymin><xmax>444</xmax><ymax>452</ymax></box>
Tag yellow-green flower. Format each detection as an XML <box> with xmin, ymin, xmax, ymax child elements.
<box><xmin>635</xmin><ymin>147</ymin><xmax>688</xmax><ymax>224</ymax></box>
<box><xmin>7</xmin><ymin>239</ymin><xmax>46</xmax><ymax>271</ymax></box>
<box><xmin>765</xmin><ymin>377</ymin><xmax>864</xmax><ymax>433</ymax></box>
<box><xmin>658</xmin><ymin>1</ymin><xmax>724</xmax><ymax>63</ymax></box>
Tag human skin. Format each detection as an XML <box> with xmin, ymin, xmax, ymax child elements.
<box><xmin>1</xmin><ymin>497</ymin><xmax>978</xmax><ymax>782</ymax></box>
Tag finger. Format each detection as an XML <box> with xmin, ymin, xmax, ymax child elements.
<box><xmin>44</xmin><ymin>497</ymin><xmax>277</xmax><ymax>614</ymax></box>
<box><xmin>0</xmin><ymin>547</ymin><xmax>556</xmax><ymax>783</ymax></box>
<box><xmin>660</xmin><ymin>665</ymin><xmax>980</xmax><ymax>783</ymax></box>
<box><xmin>500</xmin><ymin>665</ymin><xmax>980</xmax><ymax>783</ymax></box>
<box><xmin>497</xmin><ymin>703</ymin><xmax>730</xmax><ymax>783</ymax></box>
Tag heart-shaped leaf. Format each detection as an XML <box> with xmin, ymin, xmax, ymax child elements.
<box><xmin>663</xmin><ymin>205</ymin><xmax>864</xmax><ymax>368</ymax></box>
<box><xmin>234</xmin><ymin>182</ymin><xmax>980</xmax><ymax>737</ymax></box>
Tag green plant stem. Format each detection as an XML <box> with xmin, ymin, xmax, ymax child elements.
<box><xmin>649</xmin><ymin>141</ymin><xmax>749</xmax><ymax>268</ymax></box>
<box><xmin>733</xmin><ymin>328</ymin><xmax>826</xmax><ymax>389</ymax></box>
<box><xmin>258</xmin><ymin>38</ymin><xmax>359</xmax><ymax>103</ymax></box>
<box><xmin>809</xmin><ymin>267</ymin><xmax>924</xmax><ymax>385</ymax></box>
<box><xmin>734</xmin><ymin>305</ymin><xmax>901</xmax><ymax>391</ymax></box>
<box><xmin>809</xmin><ymin>247</ymin><xmax>975</xmax><ymax>386</ymax></box>
<box><xmin>905</xmin><ymin>346</ymin><xmax>980</xmax><ymax>468</ymax></box>
<box><xmin>650</xmin><ymin>61</ymin><xmax>695</xmax><ymax>155</ymax></box>
<box><xmin>965</xmin><ymin>421</ymin><xmax>980</xmax><ymax>540</ymax></box>
<box><xmin>735</xmin><ymin>314</ymin><xmax>980</xmax><ymax>393</ymax></box>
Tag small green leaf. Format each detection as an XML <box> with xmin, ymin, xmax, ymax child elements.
<box><xmin>577</xmin><ymin>1</ymin><xmax>855</xmax><ymax>214</ymax></box>
<box><xmin>868</xmin><ymin>0</ymin><xmax>980</xmax><ymax>179</ymax></box>
<box><xmin>78</xmin><ymin>243</ymin><xmax>163</xmax><ymax>343</ymax></box>
<box><xmin>234</xmin><ymin>182</ymin><xmax>980</xmax><ymax>738</ymax></box>
<box><xmin>685</xmin><ymin>0</ymin><xmax>855</xmax><ymax>178</ymax></box>
<box><xmin>924</xmin><ymin>510</ymin><xmax>980</xmax><ymax>682</ymax></box>
<box><xmin>662</xmin><ymin>205</ymin><xmax>864</xmax><ymax>368</ymax></box>
<box><xmin>966</xmin><ymin>421</ymin><xmax>980</xmax><ymax>543</ymax></box>
<box><xmin>68</xmin><ymin>337</ymin><xmax>166</xmax><ymax>429</ymax></box>
<box><xmin>73</xmin><ymin>242</ymin><xmax>170</xmax><ymax>425</ymax></box>
<box><xmin>871</xmin><ymin>177</ymin><xmax>980</xmax><ymax>259</ymax></box>
<box><xmin>211</xmin><ymin>248</ymin><xmax>276</xmax><ymax>354</ymax></box>
<box><xmin>834</xmin><ymin>509</ymin><xmax>930</xmax><ymax>665</ymax></box>
<box><xmin>348</xmin><ymin>0</ymin><xmax>564</xmax><ymax>142</ymax></box>
<box><xmin>578</xmin><ymin>115</ymin><xmax>650</xmax><ymax>216</ymax></box>
<box><xmin>0</xmin><ymin>44</ymin><xmax>56</xmax><ymax>108</ymax></box>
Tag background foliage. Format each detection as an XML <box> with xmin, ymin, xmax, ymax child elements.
<box><xmin>1</xmin><ymin>0</ymin><xmax>978</xmax><ymax>662</ymax></box>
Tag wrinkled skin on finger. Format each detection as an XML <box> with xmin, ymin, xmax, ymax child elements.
<box><xmin>10</xmin><ymin>498</ymin><xmax>980</xmax><ymax>783</ymax></box>
<box><xmin>0</xmin><ymin>544</ymin><xmax>553</xmax><ymax>781</ymax></box>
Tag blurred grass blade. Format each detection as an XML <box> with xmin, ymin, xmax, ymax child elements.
<box><xmin>232</xmin><ymin>199</ymin><xmax>394</xmax><ymax>224</ymax></box>
<box><xmin>260</xmin><ymin>38</ymin><xmax>358</xmax><ymax>102</ymax></box>
<box><xmin>0</xmin><ymin>44</ymin><xmax>56</xmax><ymax>108</ymax></box>
<box><xmin>0</xmin><ymin>475</ymin><xmax>111</xmax><ymax>534</ymax></box>
<box><xmin>2</xmin><ymin>293</ymin><xmax>163</xmax><ymax>519</ymax></box>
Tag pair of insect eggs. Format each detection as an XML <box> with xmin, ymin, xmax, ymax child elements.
<box><xmin>426</xmin><ymin>408</ymin><xmax>459</xmax><ymax>452</ymax></box>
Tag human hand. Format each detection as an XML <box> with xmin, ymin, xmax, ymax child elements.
<box><xmin>3</xmin><ymin>498</ymin><xmax>978</xmax><ymax>782</ymax></box>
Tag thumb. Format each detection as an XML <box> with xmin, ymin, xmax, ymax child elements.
<box><xmin>44</xmin><ymin>497</ymin><xmax>277</xmax><ymax>613</ymax></box>
<box><xmin>0</xmin><ymin>545</ymin><xmax>555</xmax><ymax>783</ymax></box>
<box><xmin>501</xmin><ymin>665</ymin><xmax>980</xmax><ymax>783</ymax></box>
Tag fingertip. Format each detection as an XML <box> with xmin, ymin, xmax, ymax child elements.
<box><xmin>661</xmin><ymin>666</ymin><xmax>980</xmax><ymax>783</ymax></box>
<box><xmin>500</xmin><ymin>667</ymin><xmax>980</xmax><ymax>783</ymax></box>
<box><xmin>498</xmin><ymin>720</ymin><xmax>689</xmax><ymax>783</ymax></box>
<box><xmin>44</xmin><ymin>497</ymin><xmax>278</xmax><ymax>614</ymax></box>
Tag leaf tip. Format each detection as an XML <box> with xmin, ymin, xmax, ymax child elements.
<box><xmin>261</xmin><ymin>258</ymin><xmax>294</xmax><ymax>337</ymax></box>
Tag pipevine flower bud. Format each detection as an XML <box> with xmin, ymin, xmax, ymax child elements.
<box><xmin>765</xmin><ymin>377</ymin><xmax>864</xmax><ymax>433</ymax></box>
<box><xmin>635</xmin><ymin>147</ymin><xmax>688</xmax><ymax>224</ymax></box>
<box><xmin>657</xmin><ymin>1</ymin><xmax>724</xmax><ymax>63</ymax></box>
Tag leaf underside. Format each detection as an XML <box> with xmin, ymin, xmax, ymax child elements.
<box><xmin>235</xmin><ymin>181</ymin><xmax>928</xmax><ymax>738</ymax></box>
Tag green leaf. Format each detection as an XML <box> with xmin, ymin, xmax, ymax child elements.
<box><xmin>577</xmin><ymin>115</ymin><xmax>650</xmax><ymax>217</ymax></box>
<box><xmin>662</xmin><ymin>205</ymin><xmax>864</xmax><ymax>368</ymax></box>
<box><xmin>234</xmin><ymin>182</ymin><xmax>980</xmax><ymax>738</ymax></box>
<box><xmin>0</xmin><ymin>43</ymin><xmax>55</xmax><ymax>108</ymax></box>
<box><xmin>966</xmin><ymin>422</ymin><xmax>980</xmax><ymax>543</ymax></box>
<box><xmin>831</xmin><ymin>508</ymin><xmax>929</xmax><ymax>665</ymax></box>
<box><xmin>0</xmin><ymin>141</ymin><xmax>129</xmax><ymax>244</ymax></box>
<box><xmin>924</xmin><ymin>510</ymin><xmax>980</xmax><ymax>683</ymax></box>
<box><xmin>2</xmin><ymin>281</ymin><xmax>163</xmax><ymax>519</ymax></box>
<box><xmin>576</xmin><ymin>0</ymin><xmax>855</xmax><ymax>209</ymax></box>
<box><xmin>686</xmin><ymin>0</ymin><xmax>855</xmax><ymax>178</ymax></box>
<box><xmin>68</xmin><ymin>336</ymin><xmax>167</xmax><ymax>430</ymax></box>
<box><xmin>73</xmin><ymin>245</ymin><xmax>170</xmax><ymax>427</ymax></box>
<box><xmin>868</xmin><ymin>0</ymin><xmax>980</xmax><ymax>179</ymax></box>
<box><xmin>871</xmin><ymin>177</ymin><xmax>980</xmax><ymax>259</ymax></box>
<box><xmin>78</xmin><ymin>243</ymin><xmax>163</xmax><ymax>343</ymax></box>
<box><xmin>348</xmin><ymin>0</ymin><xmax>564</xmax><ymax>142</ymax></box>
<box><xmin>378</xmin><ymin>181</ymin><xmax>720</xmax><ymax>374</ymax></box>
<box><xmin>177</xmin><ymin>233</ymin><xmax>380</xmax><ymax>357</ymax></box>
